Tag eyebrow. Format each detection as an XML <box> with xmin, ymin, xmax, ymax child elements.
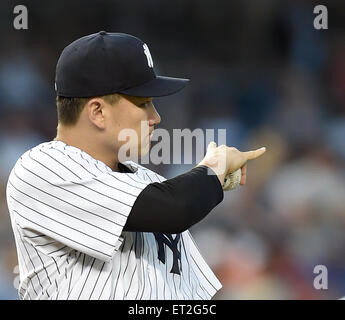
<box><xmin>122</xmin><ymin>94</ymin><xmax>152</xmax><ymax>106</ymax></box>
<box><xmin>137</xmin><ymin>98</ymin><xmax>152</xmax><ymax>104</ymax></box>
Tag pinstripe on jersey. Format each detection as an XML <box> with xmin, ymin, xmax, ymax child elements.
<box><xmin>6</xmin><ymin>140</ymin><xmax>222</xmax><ymax>300</ymax></box>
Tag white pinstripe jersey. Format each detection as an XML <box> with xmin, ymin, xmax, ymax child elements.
<box><xmin>6</xmin><ymin>140</ymin><xmax>222</xmax><ymax>300</ymax></box>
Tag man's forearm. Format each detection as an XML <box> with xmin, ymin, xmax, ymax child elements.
<box><xmin>123</xmin><ymin>166</ymin><xmax>224</xmax><ymax>234</ymax></box>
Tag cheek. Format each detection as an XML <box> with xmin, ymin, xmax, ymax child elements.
<box><xmin>109</xmin><ymin>108</ymin><xmax>149</xmax><ymax>145</ymax></box>
<box><xmin>132</xmin><ymin>111</ymin><xmax>149</xmax><ymax>138</ymax></box>
<box><xmin>111</xmin><ymin>109</ymin><xmax>133</xmax><ymax>132</ymax></box>
<box><xmin>122</xmin><ymin>121</ymin><xmax>148</xmax><ymax>145</ymax></box>
<box><xmin>105</xmin><ymin>114</ymin><xmax>128</xmax><ymax>147</ymax></box>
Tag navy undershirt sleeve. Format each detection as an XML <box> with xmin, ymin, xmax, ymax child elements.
<box><xmin>123</xmin><ymin>166</ymin><xmax>224</xmax><ymax>234</ymax></box>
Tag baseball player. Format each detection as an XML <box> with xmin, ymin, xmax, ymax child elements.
<box><xmin>6</xmin><ymin>31</ymin><xmax>266</xmax><ymax>300</ymax></box>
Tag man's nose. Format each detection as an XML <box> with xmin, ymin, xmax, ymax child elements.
<box><xmin>149</xmin><ymin>104</ymin><xmax>161</xmax><ymax>125</ymax></box>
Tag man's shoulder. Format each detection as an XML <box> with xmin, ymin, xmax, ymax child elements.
<box><xmin>18</xmin><ymin>140</ymin><xmax>65</xmax><ymax>163</ymax></box>
<box><xmin>9</xmin><ymin>140</ymin><xmax>99</xmax><ymax>182</ymax></box>
<box><xmin>7</xmin><ymin>141</ymin><xmax>56</xmax><ymax>188</ymax></box>
<box><xmin>10</xmin><ymin>141</ymin><xmax>51</xmax><ymax>169</ymax></box>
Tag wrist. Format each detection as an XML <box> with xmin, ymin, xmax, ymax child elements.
<box><xmin>196</xmin><ymin>160</ymin><xmax>226</xmax><ymax>186</ymax></box>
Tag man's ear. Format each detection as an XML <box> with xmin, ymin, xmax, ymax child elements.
<box><xmin>86</xmin><ymin>98</ymin><xmax>106</xmax><ymax>129</ymax></box>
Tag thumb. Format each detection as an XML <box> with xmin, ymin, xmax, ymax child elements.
<box><xmin>207</xmin><ymin>141</ymin><xmax>217</xmax><ymax>152</ymax></box>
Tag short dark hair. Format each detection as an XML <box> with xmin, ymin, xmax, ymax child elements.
<box><xmin>56</xmin><ymin>93</ymin><xmax>121</xmax><ymax>126</ymax></box>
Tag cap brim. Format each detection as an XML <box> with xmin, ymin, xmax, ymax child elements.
<box><xmin>118</xmin><ymin>76</ymin><xmax>190</xmax><ymax>97</ymax></box>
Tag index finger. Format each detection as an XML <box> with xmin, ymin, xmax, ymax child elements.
<box><xmin>242</xmin><ymin>147</ymin><xmax>266</xmax><ymax>161</ymax></box>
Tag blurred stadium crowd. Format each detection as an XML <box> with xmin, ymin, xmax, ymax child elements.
<box><xmin>0</xmin><ymin>0</ymin><xmax>344</xmax><ymax>299</ymax></box>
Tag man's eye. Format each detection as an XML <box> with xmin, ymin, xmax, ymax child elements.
<box><xmin>140</xmin><ymin>102</ymin><xmax>150</xmax><ymax>107</ymax></box>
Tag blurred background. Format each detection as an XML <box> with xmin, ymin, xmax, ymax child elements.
<box><xmin>0</xmin><ymin>0</ymin><xmax>344</xmax><ymax>299</ymax></box>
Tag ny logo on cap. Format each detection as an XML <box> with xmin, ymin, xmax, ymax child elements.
<box><xmin>143</xmin><ymin>43</ymin><xmax>153</xmax><ymax>68</ymax></box>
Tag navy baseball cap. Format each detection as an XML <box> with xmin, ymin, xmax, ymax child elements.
<box><xmin>55</xmin><ymin>31</ymin><xmax>190</xmax><ymax>98</ymax></box>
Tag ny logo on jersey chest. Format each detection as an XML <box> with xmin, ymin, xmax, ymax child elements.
<box><xmin>153</xmin><ymin>233</ymin><xmax>181</xmax><ymax>275</ymax></box>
